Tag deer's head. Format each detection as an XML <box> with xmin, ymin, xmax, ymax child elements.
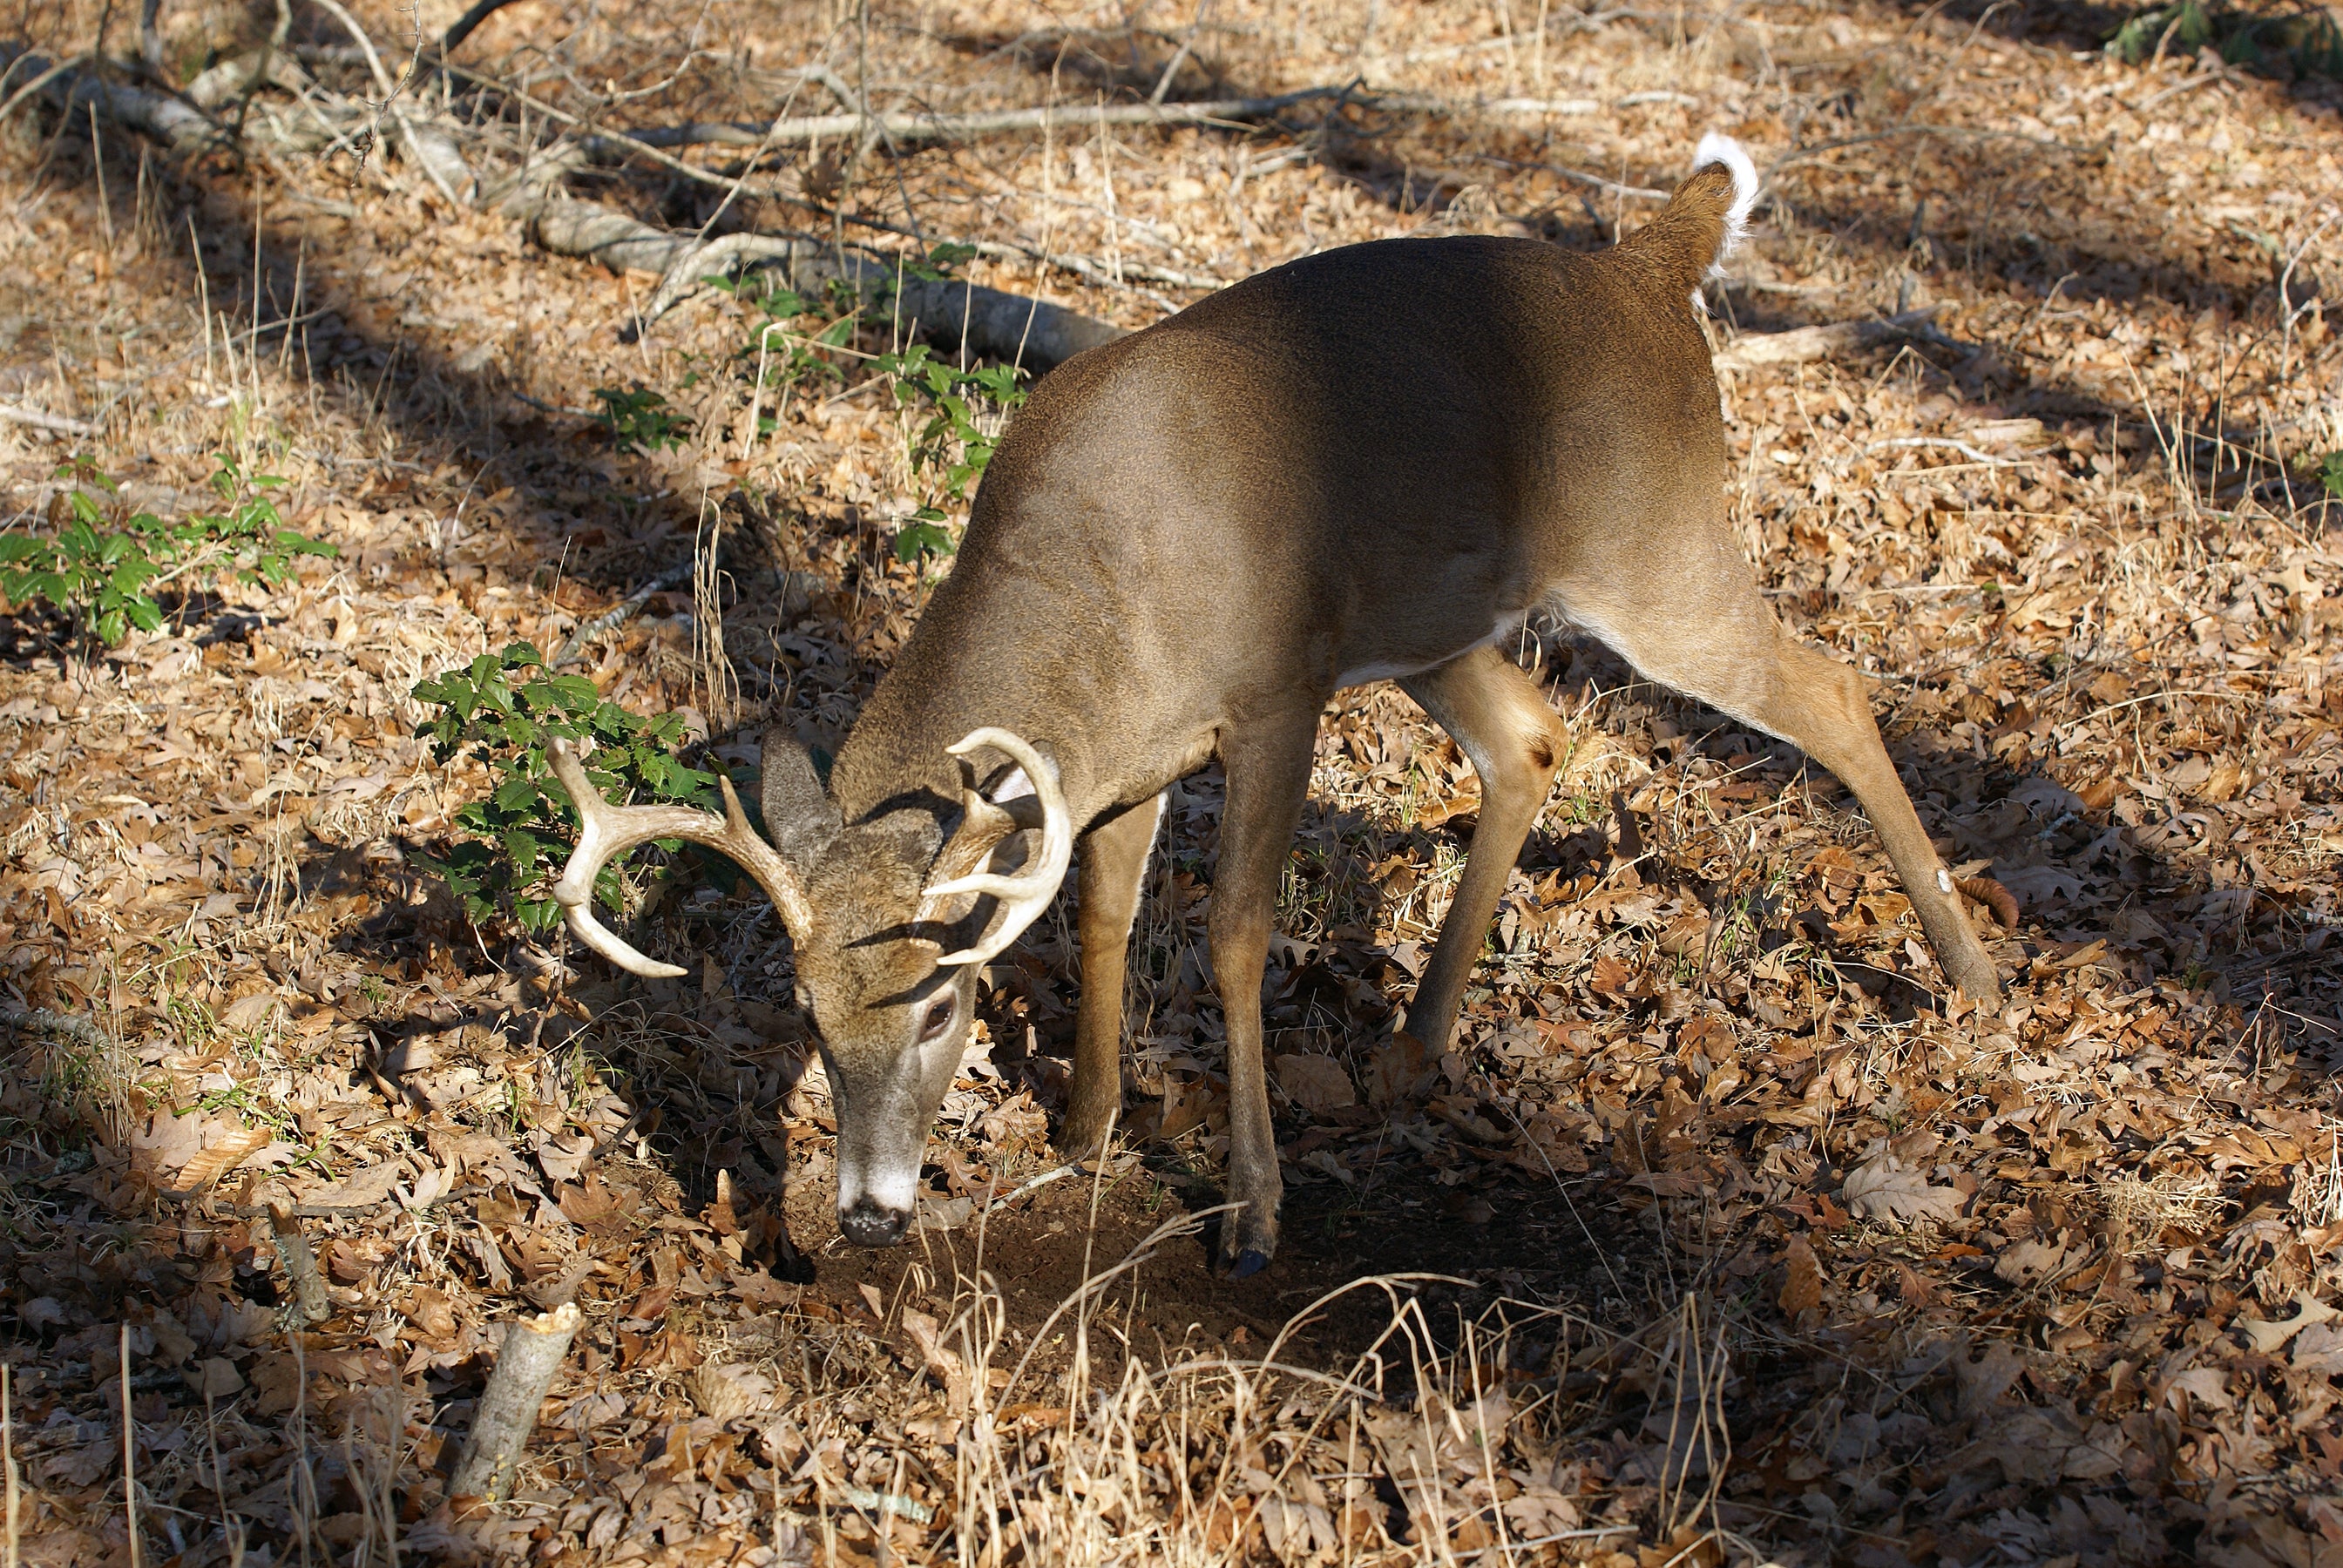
<box><xmin>545</xmin><ymin>727</ymin><xmax>1070</xmax><ymax>1248</ymax></box>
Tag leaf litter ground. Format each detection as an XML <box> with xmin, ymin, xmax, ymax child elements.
<box><xmin>3</xmin><ymin>0</ymin><xmax>2343</xmax><ymax>1565</ymax></box>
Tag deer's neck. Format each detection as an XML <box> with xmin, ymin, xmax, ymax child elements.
<box><xmin>826</xmin><ymin>558</ymin><xmax>1114</xmax><ymax>825</ymax></box>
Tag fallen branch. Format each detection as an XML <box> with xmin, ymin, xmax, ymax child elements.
<box><xmin>590</xmin><ymin>84</ymin><xmax>1615</xmax><ymax>154</ymax></box>
<box><xmin>0</xmin><ymin>50</ymin><xmax>87</xmax><ymax>125</ymax></box>
<box><xmin>1869</xmin><ymin>434</ymin><xmax>2037</xmax><ymax>469</ymax></box>
<box><xmin>308</xmin><ymin>0</ymin><xmax>475</xmax><ymax>202</ymax></box>
<box><xmin>504</xmin><ymin>190</ymin><xmax>1127</xmax><ymax>368</ymax></box>
<box><xmin>0</xmin><ymin>46</ymin><xmax>227</xmax><ymax>152</ymax></box>
<box><xmin>550</xmin><ymin>561</ymin><xmax>695</xmax><ymax>666</ymax></box>
<box><xmin>181</xmin><ymin>48</ymin><xmax>311</xmax><ymax>112</ymax></box>
<box><xmin>3</xmin><ymin>44</ymin><xmax>415</xmax><ymax>164</ymax></box>
<box><xmin>438</xmin><ymin>0</ymin><xmax>528</xmax><ymax>57</ymax></box>
<box><xmin>1711</xmin><ymin>308</ymin><xmax>1942</xmax><ymax>370</ymax></box>
<box><xmin>0</xmin><ymin>1004</ymin><xmax>116</xmax><ymax>1055</ymax></box>
<box><xmin>0</xmin><ymin>402</ymin><xmax>97</xmax><ymax>437</ymax></box>
<box><xmin>448</xmin><ymin>1301</ymin><xmax>582</xmax><ymax>1503</ymax></box>
<box><xmin>573</xmin><ymin>84</ymin><xmax>1347</xmax><ymax>159</ymax></box>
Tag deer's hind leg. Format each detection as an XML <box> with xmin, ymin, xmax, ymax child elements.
<box><xmin>1562</xmin><ymin>555</ymin><xmax>2003</xmax><ymax>1004</ymax></box>
<box><xmin>1399</xmin><ymin>645</ymin><xmax>1574</xmax><ymax>1051</ymax></box>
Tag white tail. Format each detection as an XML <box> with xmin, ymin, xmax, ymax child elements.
<box><xmin>1692</xmin><ymin>131</ymin><xmax>1760</xmax><ymax>269</ymax></box>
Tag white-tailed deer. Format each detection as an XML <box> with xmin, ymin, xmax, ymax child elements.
<box><xmin>548</xmin><ymin>132</ymin><xmax>2002</xmax><ymax>1277</ymax></box>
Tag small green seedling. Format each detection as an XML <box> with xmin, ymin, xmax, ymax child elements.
<box><xmin>411</xmin><ymin>642</ymin><xmax>719</xmax><ymax>932</ymax></box>
<box><xmin>2319</xmin><ymin>450</ymin><xmax>2343</xmax><ymax>499</ymax></box>
<box><xmin>592</xmin><ymin>386</ymin><xmax>693</xmax><ymax>453</ymax></box>
<box><xmin>0</xmin><ymin>456</ymin><xmax>335</xmax><ymax>651</ymax></box>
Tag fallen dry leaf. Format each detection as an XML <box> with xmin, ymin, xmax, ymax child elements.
<box><xmin>1994</xmin><ymin>1237</ymin><xmax>2069</xmax><ymax>1288</ymax></box>
<box><xmin>2238</xmin><ymin>1292</ymin><xmax>2341</xmax><ymax>1356</ymax></box>
<box><xmin>1780</xmin><ymin>1236</ymin><xmax>1825</xmax><ymax>1316</ymax></box>
<box><xmin>1274</xmin><ymin>1052</ymin><xmax>1357</xmax><ymax>1112</ymax></box>
<box><xmin>171</xmin><ymin>1123</ymin><xmax>273</xmax><ymax>1190</ymax></box>
<box><xmin>1841</xmin><ymin>1154</ymin><xmax>1965</xmax><ymax>1226</ymax></box>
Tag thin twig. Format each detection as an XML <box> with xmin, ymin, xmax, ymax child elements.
<box><xmin>0</xmin><ymin>51</ymin><xmax>88</xmax><ymax>125</ymax></box>
<box><xmin>1764</xmin><ymin>122</ymin><xmax>2092</xmax><ymax>178</ymax></box>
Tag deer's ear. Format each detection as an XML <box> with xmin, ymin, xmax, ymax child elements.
<box><xmin>760</xmin><ymin>729</ymin><xmax>843</xmax><ymax>871</ymax></box>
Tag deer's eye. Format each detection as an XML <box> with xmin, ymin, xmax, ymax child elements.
<box><xmin>917</xmin><ymin>997</ymin><xmax>957</xmax><ymax>1044</ymax></box>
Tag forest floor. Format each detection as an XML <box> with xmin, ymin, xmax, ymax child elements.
<box><xmin>3</xmin><ymin>0</ymin><xmax>2343</xmax><ymax>1564</ymax></box>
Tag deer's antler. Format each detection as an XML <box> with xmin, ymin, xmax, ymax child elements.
<box><xmin>921</xmin><ymin>727</ymin><xmax>1073</xmax><ymax>968</ymax></box>
<box><xmin>545</xmin><ymin>738</ymin><xmax>812</xmax><ymax>977</ymax></box>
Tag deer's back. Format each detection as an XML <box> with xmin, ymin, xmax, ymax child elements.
<box><xmin>911</xmin><ymin>234</ymin><xmax>1729</xmax><ymax>744</ymax></box>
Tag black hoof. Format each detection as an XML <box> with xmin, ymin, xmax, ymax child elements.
<box><xmin>1228</xmin><ymin>1248</ymin><xmax>1271</xmax><ymax>1280</ymax></box>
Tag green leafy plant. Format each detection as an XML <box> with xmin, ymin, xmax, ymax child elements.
<box><xmin>0</xmin><ymin>456</ymin><xmax>335</xmax><ymax>649</ymax></box>
<box><xmin>871</xmin><ymin>342</ymin><xmax>1028</xmax><ymax>564</ymax></box>
<box><xmin>411</xmin><ymin>642</ymin><xmax>719</xmax><ymax>932</ymax></box>
<box><xmin>903</xmin><ymin>240</ymin><xmax>980</xmax><ymax>282</ymax></box>
<box><xmin>708</xmin><ymin>272</ymin><xmax>863</xmax><ymax>420</ymax></box>
<box><xmin>2108</xmin><ymin>2</ymin><xmax>2218</xmax><ymax>63</ymax></box>
<box><xmin>2319</xmin><ymin>450</ymin><xmax>2343</xmax><ymax>499</ymax></box>
<box><xmin>593</xmin><ymin>386</ymin><xmax>693</xmax><ymax>453</ymax></box>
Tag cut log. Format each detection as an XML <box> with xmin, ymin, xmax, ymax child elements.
<box><xmin>448</xmin><ymin>1302</ymin><xmax>582</xmax><ymax>1503</ymax></box>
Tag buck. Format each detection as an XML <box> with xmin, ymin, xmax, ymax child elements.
<box><xmin>546</xmin><ymin>132</ymin><xmax>2002</xmax><ymax>1277</ymax></box>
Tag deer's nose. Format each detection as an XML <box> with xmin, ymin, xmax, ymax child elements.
<box><xmin>838</xmin><ymin>1197</ymin><xmax>911</xmax><ymax>1247</ymax></box>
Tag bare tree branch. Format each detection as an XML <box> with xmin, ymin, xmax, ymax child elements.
<box><xmin>0</xmin><ymin>45</ymin><xmax>227</xmax><ymax>151</ymax></box>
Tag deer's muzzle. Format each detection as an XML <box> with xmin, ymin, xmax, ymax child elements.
<box><xmin>838</xmin><ymin>1194</ymin><xmax>911</xmax><ymax>1247</ymax></box>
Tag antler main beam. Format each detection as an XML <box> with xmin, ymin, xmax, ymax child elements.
<box><xmin>545</xmin><ymin>739</ymin><xmax>812</xmax><ymax>977</ymax></box>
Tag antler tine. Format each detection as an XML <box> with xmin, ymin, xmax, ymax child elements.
<box><xmin>545</xmin><ymin>739</ymin><xmax>812</xmax><ymax>978</ymax></box>
<box><xmin>923</xmin><ymin>727</ymin><xmax>1073</xmax><ymax>968</ymax></box>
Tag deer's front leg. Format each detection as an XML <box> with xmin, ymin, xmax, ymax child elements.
<box><xmin>1066</xmin><ymin>793</ymin><xmax>1167</xmax><ymax>1156</ymax></box>
<box><xmin>1207</xmin><ymin>720</ymin><xmax>1317</xmax><ymax>1278</ymax></box>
